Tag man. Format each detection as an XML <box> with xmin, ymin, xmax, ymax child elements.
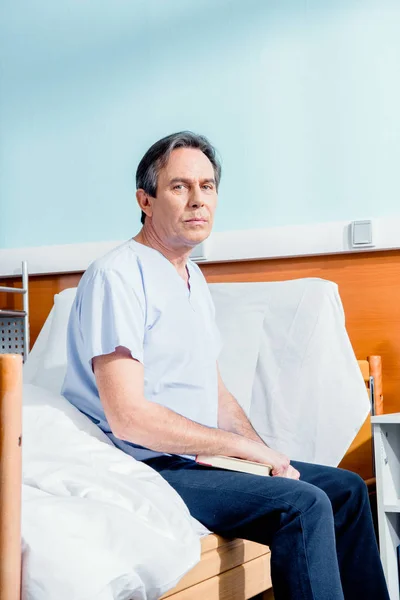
<box><xmin>63</xmin><ymin>131</ymin><xmax>389</xmax><ymax>600</ymax></box>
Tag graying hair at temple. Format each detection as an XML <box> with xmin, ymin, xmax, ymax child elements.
<box><xmin>136</xmin><ymin>131</ymin><xmax>222</xmax><ymax>224</ymax></box>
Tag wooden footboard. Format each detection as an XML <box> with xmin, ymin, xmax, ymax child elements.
<box><xmin>0</xmin><ymin>354</ymin><xmax>23</xmax><ymax>600</ymax></box>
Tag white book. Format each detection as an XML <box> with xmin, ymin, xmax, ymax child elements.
<box><xmin>195</xmin><ymin>454</ymin><xmax>271</xmax><ymax>476</ymax></box>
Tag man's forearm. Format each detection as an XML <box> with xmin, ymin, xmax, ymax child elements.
<box><xmin>218</xmin><ymin>391</ymin><xmax>266</xmax><ymax>445</ymax></box>
<box><xmin>113</xmin><ymin>398</ymin><xmax>261</xmax><ymax>459</ymax></box>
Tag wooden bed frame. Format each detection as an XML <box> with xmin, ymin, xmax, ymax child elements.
<box><xmin>0</xmin><ymin>353</ymin><xmax>383</xmax><ymax>600</ymax></box>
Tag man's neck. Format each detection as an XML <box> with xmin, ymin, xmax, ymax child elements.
<box><xmin>133</xmin><ymin>228</ymin><xmax>192</xmax><ymax>278</ymax></box>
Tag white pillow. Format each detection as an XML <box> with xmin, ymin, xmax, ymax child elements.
<box><xmin>22</xmin><ymin>383</ymin><xmax>201</xmax><ymax>600</ymax></box>
<box><xmin>23</xmin><ymin>307</ymin><xmax>54</xmax><ymax>384</ymax></box>
<box><xmin>29</xmin><ymin>287</ymin><xmax>77</xmax><ymax>394</ymax></box>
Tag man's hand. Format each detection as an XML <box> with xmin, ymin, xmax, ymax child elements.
<box><xmin>243</xmin><ymin>441</ymin><xmax>300</xmax><ymax>480</ymax></box>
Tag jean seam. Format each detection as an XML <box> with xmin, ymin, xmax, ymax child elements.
<box><xmin>299</xmin><ymin>513</ymin><xmax>317</xmax><ymax>600</ymax></box>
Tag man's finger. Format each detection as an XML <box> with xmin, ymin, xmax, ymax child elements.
<box><xmin>285</xmin><ymin>466</ymin><xmax>300</xmax><ymax>480</ymax></box>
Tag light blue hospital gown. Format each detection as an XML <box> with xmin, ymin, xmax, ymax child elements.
<box><xmin>62</xmin><ymin>239</ymin><xmax>222</xmax><ymax>461</ymax></box>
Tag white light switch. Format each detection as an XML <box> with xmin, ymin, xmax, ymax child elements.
<box><xmin>351</xmin><ymin>220</ymin><xmax>374</xmax><ymax>247</ymax></box>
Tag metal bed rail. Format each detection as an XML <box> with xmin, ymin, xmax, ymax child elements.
<box><xmin>0</xmin><ymin>261</ymin><xmax>29</xmax><ymax>361</ymax></box>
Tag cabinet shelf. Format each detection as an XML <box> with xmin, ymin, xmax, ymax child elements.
<box><xmin>384</xmin><ymin>504</ymin><xmax>400</xmax><ymax>513</ymax></box>
<box><xmin>373</xmin><ymin>417</ymin><xmax>400</xmax><ymax>599</ymax></box>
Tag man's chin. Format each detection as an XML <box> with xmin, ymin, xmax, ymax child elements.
<box><xmin>185</xmin><ymin>230</ymin><xmax>211</xmax><ymax>247</ymax></box>
<box><xmin>179</xmin><ymin>224</ymin><xmax>210</xmax><ymax>244</ymax></box>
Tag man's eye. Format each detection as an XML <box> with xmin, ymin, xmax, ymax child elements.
<box><xmin>173</xmin><ymin>184</ymin><xmax>184</xmax><ymax>190</ymax></box>
<box><xmin>203</xmin><ymin>184</ymin><xmax>213</xmax><ymax>191</ymax></box>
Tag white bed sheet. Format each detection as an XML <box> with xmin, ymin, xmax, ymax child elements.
<box><xmin>22</xmin><ymin>383</ymin><xmax>204</xmax><ymax>600</ymax></box>
<box><xmin>210</xmin><ymin>279</ymin><xmax>370</xmax><ymax>466</ymax></box>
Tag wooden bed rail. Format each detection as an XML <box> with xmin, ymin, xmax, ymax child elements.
<box><xmin>0</xmin><ymin>354</ymin><xmax>23</xmax><ymax>600</ymax></box>
<box><xmin>368</xmin><ymin>355</ymin><xmax>383</xmax><ymax>415</ymax></box>
<box><xmin>357</xmin><ymin>356</ymin><xmax>383</xmax><ymax>415</ymax></box>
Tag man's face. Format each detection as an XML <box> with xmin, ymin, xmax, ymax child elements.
<box><xmin>147</xmin><ymin>148</ymin><xmax>218</xmax><ymax>248</ymax></box>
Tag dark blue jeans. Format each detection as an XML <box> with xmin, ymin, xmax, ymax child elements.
<box><xmin>144</xmin><ymin>455</ymin><xmax>389</xmax><ymax>600</ymax></box>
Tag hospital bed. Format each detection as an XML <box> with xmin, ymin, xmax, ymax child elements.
<box><xmin>0</xmin><ymin>357</ymin><xmax>383</xmax><ymax>600</ymax></box>
<box><xmin>0</xmin><ymin>279</ymin><xmax>383</xmax><ymax>600</ymax></box>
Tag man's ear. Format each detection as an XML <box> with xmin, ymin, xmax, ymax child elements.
<box><xmin>136</xmin><ymin>189</ymin><xmax>153</xmax><ymax>219</ymax></box>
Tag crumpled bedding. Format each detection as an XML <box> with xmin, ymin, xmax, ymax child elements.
<box><xmin>210</xmin><ymin>278</ymin><xmax>370</xmax><ymax>466</ymax></box>
<box><xmin>22</xmin><ymin>383</ymin><xmax>203</xmax><ymax>600</ymax></box>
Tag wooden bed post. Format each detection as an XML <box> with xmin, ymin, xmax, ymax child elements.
<box><xmin>0</xmin><ymin>354</ymin><xmax>23</xmax><ymax>600</ymax></box>
<box><xmin>368</xmin><ymin>355</ymin><xmax>383</xmax><ymax>415</ymax></box>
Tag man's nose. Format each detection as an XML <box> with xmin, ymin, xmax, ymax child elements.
<box><xmin>189</xmin><ymin>185</ymin><xmax>204</xmax><ymax>208</ymax></box>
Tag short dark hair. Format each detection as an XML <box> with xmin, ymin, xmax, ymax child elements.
<box><xmin>136</xmin><ymin>131</ymin><xmax>221</xmax><ymax>224</ymax></box>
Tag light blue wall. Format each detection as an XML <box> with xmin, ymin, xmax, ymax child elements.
<box><xmin>1</xmin><ymin>0</ymin><xmax>400</xmax><ymax>249</ymax></box>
